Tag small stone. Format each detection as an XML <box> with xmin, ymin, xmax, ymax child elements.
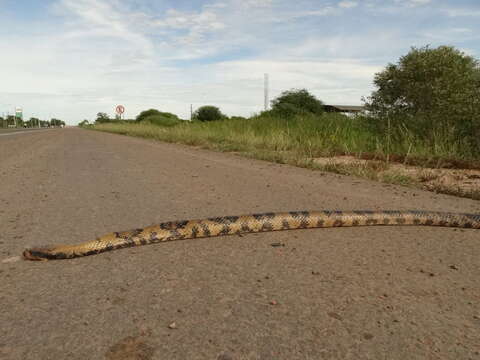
<box><xmin>217</xmin><ymin>352</ymin><xmax>234</xmax><ymax>360</ymax></box>
<box><xmin>270</xmin><ymin>300</ymin><xmax>278</xmax><ymax>305</ymax></box>
<box><xmin>327</xmin><ymin>312</ymin><xmax>343</xmax><ymax>321</ymax></box>
<box><xmin>168</xmin><ymin>322</ymin><xmax>177</xmax><ymax>329</ymax></box>
<box><xmin>449</xmin><ymin>265</ymin><xmax>459</xmax><ymax>270</ymax></box>
<box><xmin>363</xmin><ymin>333</ymin><xmax>374</xmax><ymax>340</ymax></box>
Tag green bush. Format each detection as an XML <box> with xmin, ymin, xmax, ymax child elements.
<box><xmin>363</xmin><ymin>45</ymin><xmax>480</xmax><ymax>156</ymax></box>
<box><xmin>136</xmin><ymin>109</ymin><xmax>161</xmax><ymax>122</ymax></box>
<box><xmin>95</xmin><ymin>112</ymin><xmax>110</xmax><ymax>124</ymax></box>
<box><xmin>192</xmin><ymin>106</ymin><xmax>225</xmax><ymax>122</ymax></box>
<box><xmin>136</xmin><ymin>109</ymin><xmax>179</xmax><ymax>123</ymax></box>
<box><xmin>270</xmin><ymin>89</ymin><xmax>324</xmax><ymax>118</ymax></box>
<box><xmin>143</xmin><ymin>114</ymin><xmax>180</xmax><ymax>127</ymax></box>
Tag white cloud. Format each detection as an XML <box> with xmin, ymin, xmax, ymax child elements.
<box><xmin>443</xmin><ymin>7</ymin><xmax>480</xmax><ymax>17</ymax></box>
<box><xmin>152</xmin><ymin>8</ymin><xmax>225</xmax><ymax>45</ymax></box>
<box><xmin>241</xmin><ymin>0</ymin><xmax>273</xmax><ymax>8</ymax></box>
<box><xmin>407</xmin><ymin>0</ymin><xmax>431</xmax><ymax>5</ymax></box>
<box><xmin>153</xmin><ymin>8</ymin><xmax>225</xmax><ymax>31</ymax></box>
<box><xmin>217</xmin><ymin>57</ymin><xmax>368</xmax><ymax>107</ymax></box>
<box><xmin>338</xmin><ymin>1</ymin><xmax>358</xmax><ymax>9</ymax></box>
<box><xmin>53</xmin><ymin>0</ymin><xmax>154</xmax><ymax>67</ymax></box>
<box><xmin>392</xmin><ymin>0</ymin><xmax>431</xmax><ymax>7</ymax></box>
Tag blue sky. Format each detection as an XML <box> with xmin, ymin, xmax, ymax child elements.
<box><xmin>1</xmin><ymin>0</ymin><xmax>479</xmax><ymax>124</ymax></box>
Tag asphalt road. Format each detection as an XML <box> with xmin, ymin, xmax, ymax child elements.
<box><xmin>1</xmin><ymin>128</ymin><xmax>479</xmax><ymax>360</ymax></box>
<box><xmin>0</xmin><ymin>128</ymin><xmax>51</xmax><ymax>135</ymax></box>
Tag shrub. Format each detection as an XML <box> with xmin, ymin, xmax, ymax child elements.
<box><xmin>136</xmin><ymin>109</ymin><xmax>161</xmax><ymax>122</ymax></box>
<box><xmin>95</xmin><ymin>112</ymin><xmax>110</xmax><ymax>124</ymax></box>
<box><xmin>363</xmin><ymin>45</ymin><xmax>480</xmax><ymax>155</ymax></box>
<box><xmin>136</xmin><ymin>109</ymin><xmax>179</xmax><ymax>122</ymax></box>
<box><xmin>192</xmin><ymin>106</ymin><xmax>225</xmax><ymax>122</ymax></box>
<box><xmin>270</xmin><ymin>89</ymin><xmax>324</xmax><ymax>117</ymax></box>
<box><xmin>143</xmin><ymin>114</ymin><xmax>180</xmax><ymax>127</ymax></box>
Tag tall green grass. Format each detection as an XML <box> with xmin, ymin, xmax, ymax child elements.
<box><xmin>93</xmin><ymin>112</ymin><xmax>478</xmax><ymax>166</ymax></box>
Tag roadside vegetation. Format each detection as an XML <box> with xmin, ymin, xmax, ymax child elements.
<box><xmin>0</xmin><ymin>116</ymin><xmax>65</xmax><ymax>128</ymax></box>
<box><xmin>83</xmin><ymin>45</ymin><xmax>480</xmax><ymax>200</ymax></box>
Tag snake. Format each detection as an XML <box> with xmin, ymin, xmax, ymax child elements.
<box><xmin>23</xmin><ymin>210</ymin><xmax>479</xmax><ymax>261</ymax></box>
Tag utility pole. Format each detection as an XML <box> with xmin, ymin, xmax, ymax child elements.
<box><xmin>264</xmin><ymin>73</ymin><xmax>269</xmax><ymax>111</ymax></box>
<box><xmin>190</xmin><ymin>104</ymin><xmax>193</xmax><ymax>121</ymax></box>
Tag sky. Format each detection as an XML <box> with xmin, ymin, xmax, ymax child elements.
<box><xmin>1</xmin><ymin>0</ymin><xmax>479</xmax><ymax>124</ymax></box>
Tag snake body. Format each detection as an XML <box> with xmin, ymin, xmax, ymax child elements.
<box><xmin>23</xmin><ymin>210</ymin><xmax>479</xmax><ymax>261</ymax></box>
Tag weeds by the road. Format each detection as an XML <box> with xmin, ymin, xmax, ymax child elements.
<box><xmin>91</xmin><ymin>113</ymin><xmax>480</xmax><ymax>200</ymax></box>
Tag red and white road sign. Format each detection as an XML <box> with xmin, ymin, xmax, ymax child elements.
<box><xmin>115</xmin><ymin>105</ymin><xmax>125</xmax><ymax>115</ymax></box>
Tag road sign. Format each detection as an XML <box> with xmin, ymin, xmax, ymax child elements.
<box><xmin>15</xmin><ymin>107</ymin><xmax>23</xmax><ymax>119</ymax></box>
<box><xmin>115</xmin><ymin>105</ymin><xmax>125</xmax><ymax>115</ymax></box>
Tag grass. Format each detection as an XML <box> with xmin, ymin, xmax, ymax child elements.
<box><xmin>89</xmin><ymin>113</ymin><xmax>479</xmax><ymax>200</ymax></box>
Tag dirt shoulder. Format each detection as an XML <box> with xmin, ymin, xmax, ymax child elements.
<box><xmin>1</xmin><ymin>128</ymin><xmax>479</xmax><ymax>359</ymax></box>
<box><xmin>314</xmin><ymin>156</ymin><xmax>480</xmax><ymax>200</ymax></box>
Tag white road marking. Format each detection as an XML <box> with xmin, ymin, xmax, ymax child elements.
<box><xmin>2</xmin><ymin>256</ymin><xmax>22</xmax><ymax>263</ymax></box>
<box><xmin>0</xmin><ymin>129</ymin><xmax>54</xmax><ymax>137</ymax></box>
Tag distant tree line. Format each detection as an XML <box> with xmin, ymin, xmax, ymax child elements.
<box><xmin>0</xmin><ymin>116</ymin><xmax>65</xmax><ymax>128</ymax></box>
<box><xmin>86</xmin><ymin>90</ymin><xmax>325</xmax><ymax>126</ymax></box>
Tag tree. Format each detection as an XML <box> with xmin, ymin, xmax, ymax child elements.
<box><xmin>136</xmin><ymin>109</ymin><xmax>179</xmax><ymax>123</ymax></box>
<box><xmin>6</xmin><ymin>115</ymin><xmax>16</xmax><ymax>127</ymax></box>
<box><xmin>136</xmin><ymin>109</ymin><xmax>179</xmax><ymax>122</ymax></box>
<box><xmin>50</xmin><ymin>118</ymin><xmax>65</xmax><ymax>127</ymax></box>
<box><xmin>26</xmin><ymin>117</ymin><xmax>40</xmax><ymax>127</ymax></box>
<box><xmin>95</xmin><ymin>112</ymin><xmax>110</xmax><ymax>124</ymax></box>
<box><xmin>363</xmin><ymin>45</ymin><xmax>480</xmax><ymax>152</ymax></box>
<box><xmin>270</xmin><ymin>89</ymin><xmax>324</xmax><ymax>117</ymax></box>
<box><xmin>11</xmin><ymin>116</ymin><xmax>23</xmax><ymax>127</ymax></box>
<box><xmin>192</xmin><ymin>106</ymin><xmax>225</xmax><ymax>122</ymax></box>
<box><xmin>78</xmin><ymin>120</ymin><xmax>90</xmax><ymax>127</ymax></box>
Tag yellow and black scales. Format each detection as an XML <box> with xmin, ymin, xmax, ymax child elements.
<box><xmin>23</xmin><ymin>210</ymin><xmax>480</xmax><ymax>260</ymax></box>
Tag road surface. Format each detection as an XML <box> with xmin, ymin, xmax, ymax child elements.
<box><xmin>1</xmin><ymin>128</ymin><xmax>479</xmax><ymax>359</ymax></box>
